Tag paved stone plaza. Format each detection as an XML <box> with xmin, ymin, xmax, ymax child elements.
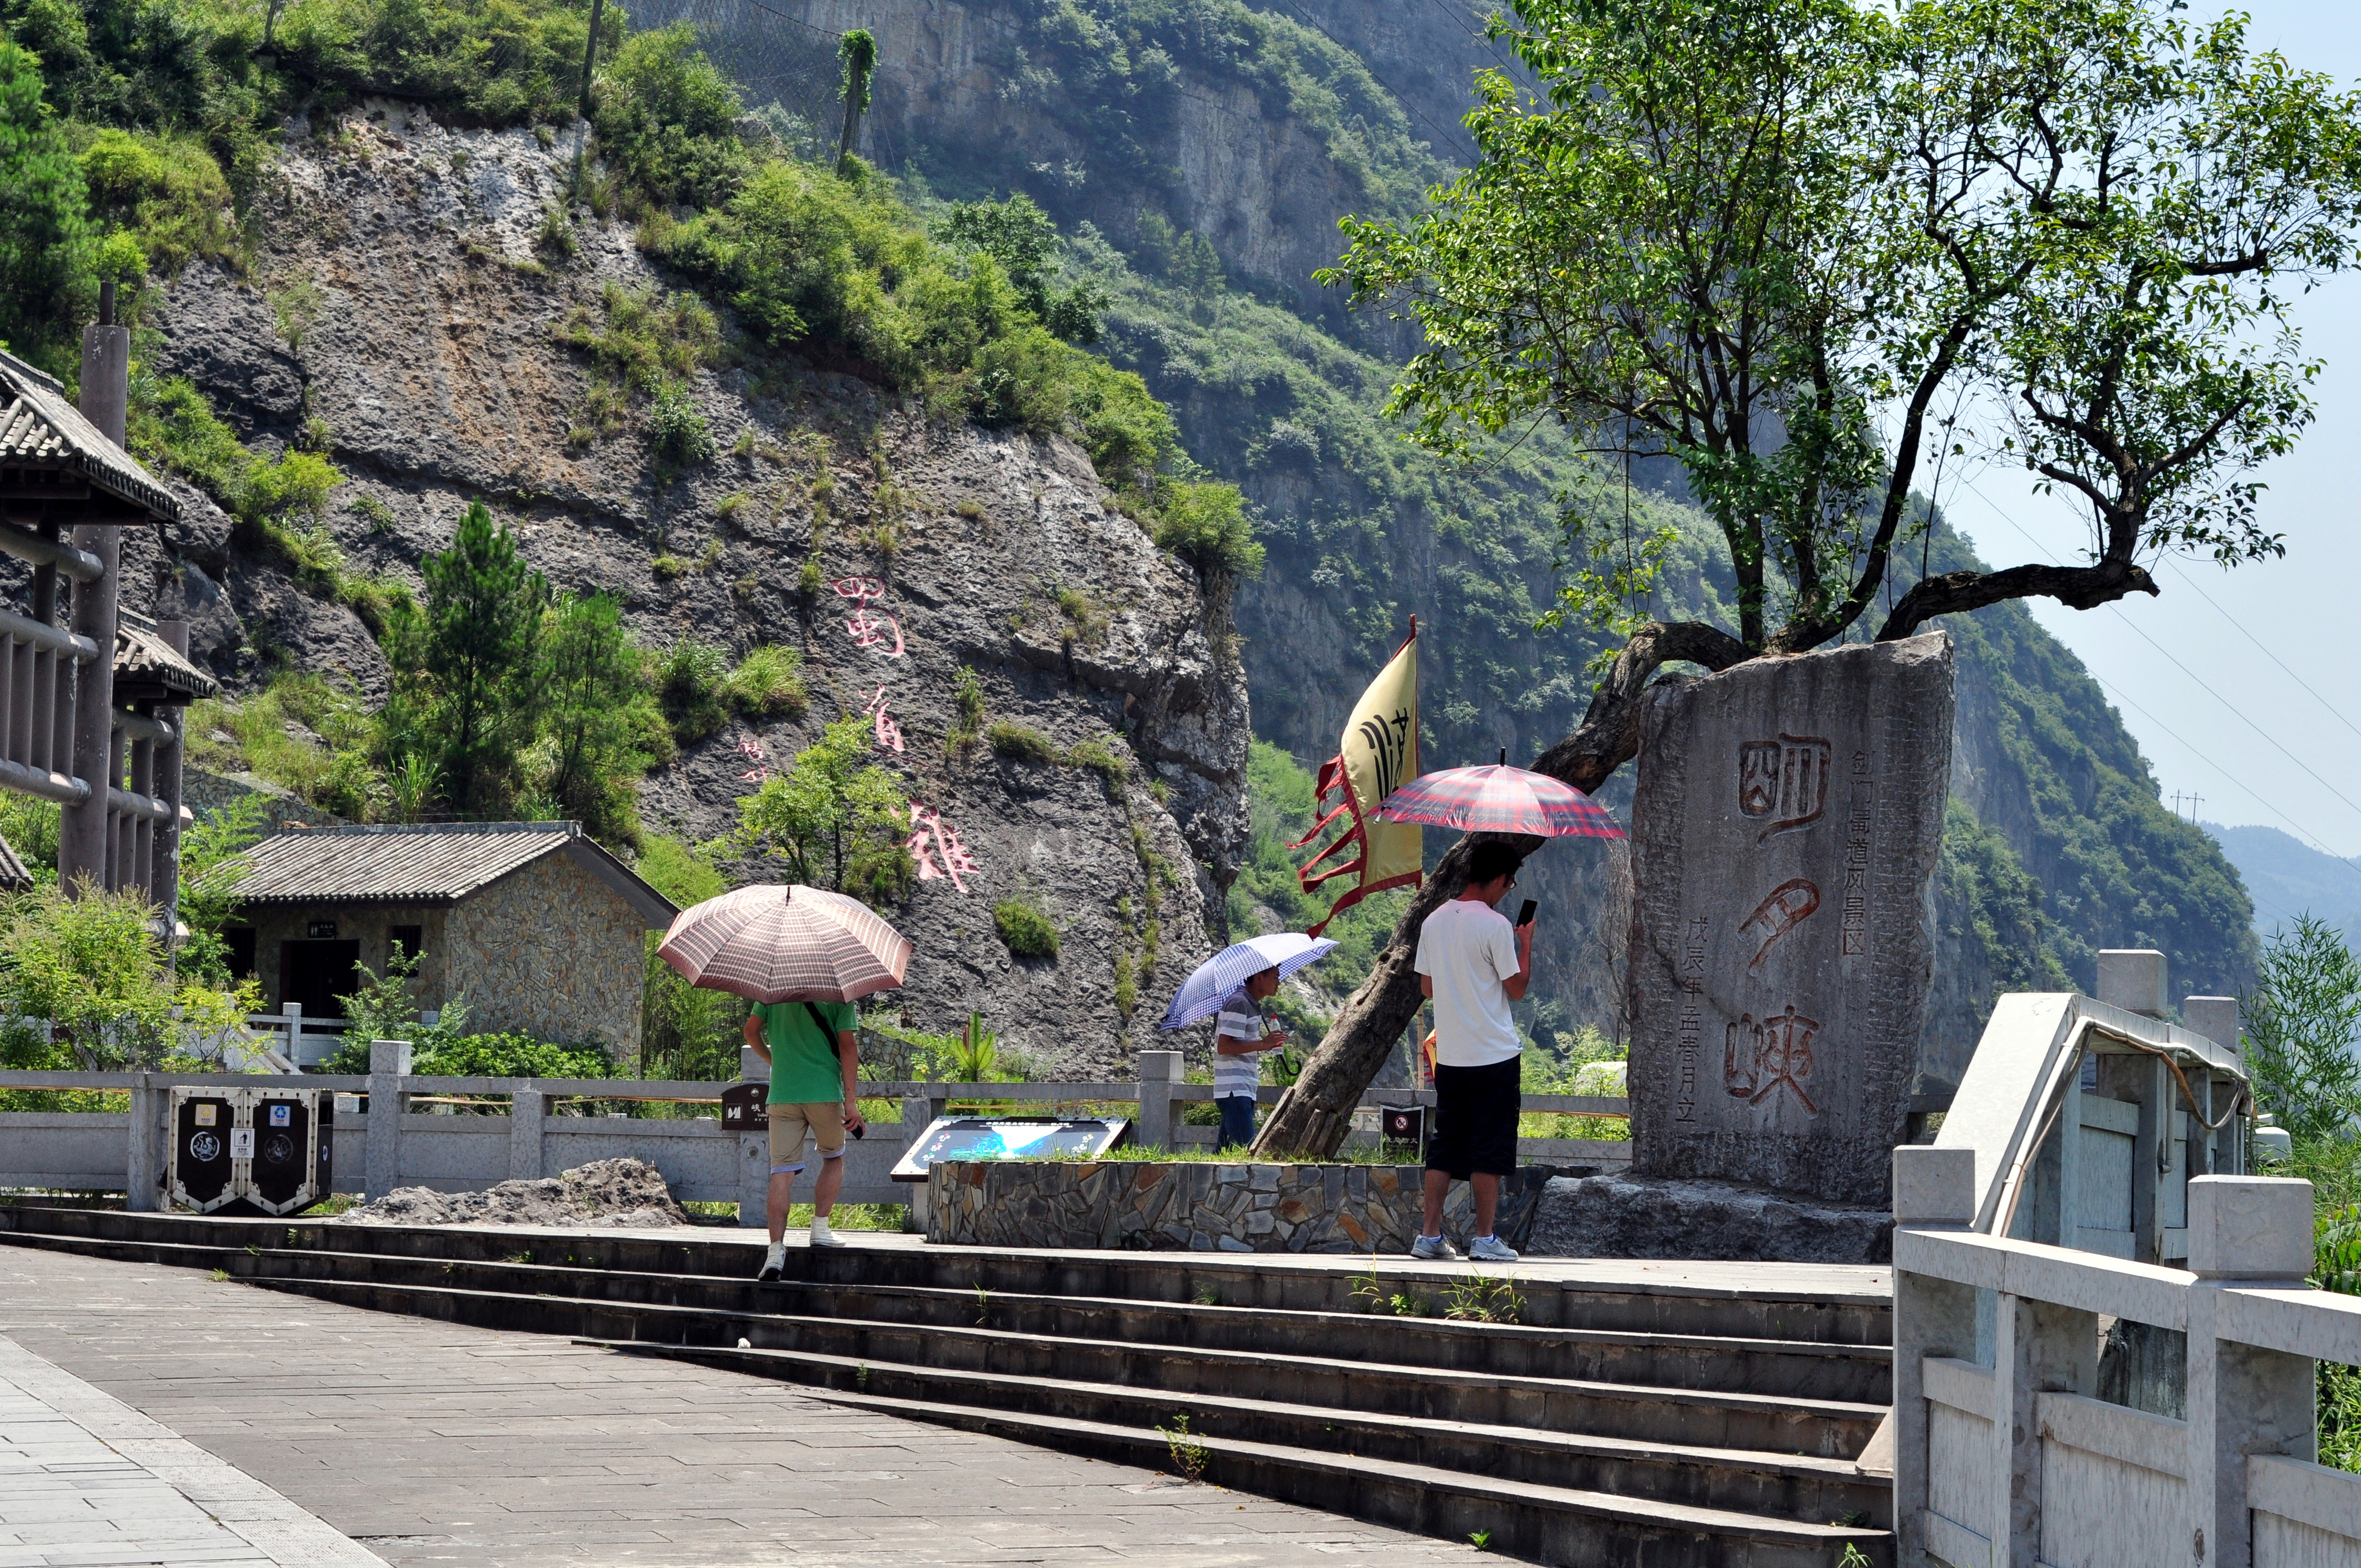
<box><xmin>0</xmin><ymin>1245</ymin><xmax>1484</xmax><ymax>1567</ymax></box>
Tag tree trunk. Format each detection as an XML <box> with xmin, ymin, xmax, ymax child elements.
<box><xmin>1248</xmin><ymin>620</ymin><xmax>1748</xmax><ymax>1158</ymax></box>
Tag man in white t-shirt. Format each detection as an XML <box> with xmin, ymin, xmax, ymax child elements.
<box><xmin>1411</xmin><ymin>841</ymin><xmax>1533</xmax><ymax>1262</ymax></box>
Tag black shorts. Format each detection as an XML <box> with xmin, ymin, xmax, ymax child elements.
<box><xmin>1426</xmin><ymin>1057</ymin><xmax>1520</xmax><ymax>1179</ymax></box>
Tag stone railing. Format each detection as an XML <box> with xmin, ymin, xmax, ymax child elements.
<box><xmin>1891</xmin><ymin>1145</ymin><xmax>2361</xmax><ymax>1568</ymax></box>
<box><xmin>1934</xmin><ymin>949</ymin><xmax>2250</xmax><ymax>1268</ymax></box>
<box><xmin>0</xmin><ymin>1045</ymin><xmax>1630</xmax><ymax>1224</ymax></box>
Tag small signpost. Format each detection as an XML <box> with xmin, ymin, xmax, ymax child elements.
<box><xmin>890</xmin><ymin>1117</ymin><xmax>1130</xmax><ymax>1182</ymax></box>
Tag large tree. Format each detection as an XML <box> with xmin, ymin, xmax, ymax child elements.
<box><xmin>385</xmin><ymin>500</ymin><xmax>547</xmax><ymax>817</ymax></box>
<box><xmin>1256</xmin><ymin>0</ymin><xmax>2361</xmax><ymax>1155</ymax></box>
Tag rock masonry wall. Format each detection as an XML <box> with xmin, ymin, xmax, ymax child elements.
<box><xmin>925</xmin><ymin>1159</ymin><xmax>1548</xmax><ymax>1253</ymax></box>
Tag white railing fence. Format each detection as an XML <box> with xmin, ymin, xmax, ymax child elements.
<box><xmin>1892</xmin><ymin>1145</ymin><xmax>2361</xmax><ymax>1568</ymax></box>
<box><xmin>0</xmin><ymin>1044</ymin><xmax>1633</xmax><ymax>1226</ymax></box>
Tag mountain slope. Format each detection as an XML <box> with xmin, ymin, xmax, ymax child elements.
<box><xmin>2205</xmin><ymin>823</ymin><xmax>2361</xmax><ymax>938</ymax></box>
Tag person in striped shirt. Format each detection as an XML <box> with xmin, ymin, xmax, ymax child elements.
<box><xmin>1212</xmin><ymin>967</ymin><xmax>1290</xmax><ymax>1151</ymax></box>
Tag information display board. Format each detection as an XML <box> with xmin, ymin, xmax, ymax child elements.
<box><xmin>889</xmin><ymin>1117</ymin><xmax>1130</xmax><ymax>1182</ymax></box>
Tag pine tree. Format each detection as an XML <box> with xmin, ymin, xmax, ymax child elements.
<box><xmin>0</xmin><ymin>39</ymin><xmax>91</xmax><ymax>370</ymax></box>
<box><xmin>536</xmin><ymin>590</ymin><xmax>657</xmax><ymax>843</ymax></box>
<box><xmin>390</xmin><ymin>499</ymin><xmax>545</xmax><ymax>816</ymax></box>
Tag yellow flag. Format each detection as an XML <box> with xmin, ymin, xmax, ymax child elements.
<box><xmin>1291</xmin><ymin>622</ymin><xmax>1420</xmax><ymax>933</ymax></box>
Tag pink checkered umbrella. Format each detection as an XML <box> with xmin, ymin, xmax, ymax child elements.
<box><xmin>657</xmin><ymin>884</ymin><xmax>913</xmax><ymax>1004</ymax></box>
<box><xmin>1372</xmin><ymin>752</ymin><xmax>1624</xmax><ymax>839</ymax></box>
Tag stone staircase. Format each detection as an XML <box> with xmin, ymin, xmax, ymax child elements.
<box><xmin>0</xmin><ymin>1206</ymin><xmax>1895</xmax><ymax>1566</ymax></box>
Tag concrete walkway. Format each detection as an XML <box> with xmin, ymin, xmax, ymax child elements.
<box><xmin>0</xmin><ymin>1246</ymin><xmax>1479</xmax><ymax>1567</ymax></box>
<box><xmin>0</xmin><ymin>1332</ymin><xmax>384</xmax><ymax>1568</ymax></box>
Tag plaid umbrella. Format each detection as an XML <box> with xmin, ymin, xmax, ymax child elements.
<box><xmin>1158</xmin><ymin>932</ymin><xmax>1339</xmax><ymax>1031</ymax></box>
<box><xmin>657</xmin><ymin>884</ymin><xmax>913</xmax><ymax>1004</ymax></box>
<box><xmin>1373</xmin><ymin>758</ymin><xmax>1624</xmax><ymax>839</ymax></box>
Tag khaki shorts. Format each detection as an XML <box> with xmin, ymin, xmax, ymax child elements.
<box><xmin>768</xmin><ymin>1101</ymin><xmax>845</xmax><ymax>1173</ymax></box>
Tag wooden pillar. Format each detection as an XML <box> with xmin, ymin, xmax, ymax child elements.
<box><xmin>60</xmin><ymin>312</ymin><xmax>126</xmax><ymax>895</ymax></box>
<box><xmin>151</xmin><ymin>620</ymin><xmax>191</xmax><ymax>923</ymax></box>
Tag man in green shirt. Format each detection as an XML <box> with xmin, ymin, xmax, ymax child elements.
<box><xmin>743</xmin><ymin>997</ymin><xmax>863</xmax><ymax>1280</ymax></box>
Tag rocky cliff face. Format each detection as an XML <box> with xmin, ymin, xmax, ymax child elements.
<box><xmin>125</xmin><ymin>104</ymin><xmax>1250</xmax><ymax>1074</ymax></box>
<box><xmin>580</xmin><ymin>0</ymin><xmax>2257</xmax><ymax>1070</ymax></box>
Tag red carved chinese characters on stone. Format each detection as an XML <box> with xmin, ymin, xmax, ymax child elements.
<box><xmin>831</xmin><ymin>576</ymin><xmax>887</xmax><ymax>604</ymax></box>
<box><xmin>1739</xmin><ymin>878</ymin><xmax>1820</xmax><ymax>972</ymax></box>
<box><xmin>863</xmin><ymin>687</ymin><xmax>904</xmax><ymax>754</ymax></box>
<box><xmin>1723</xmin><ymin>1004</ymin><xmax>1820</xmax><ymax>1114</ymax></box>
<box><xmin>906</xmin><ymin>799</ymin><xmax>977</xmax><ymax>893</ymax></box>
<box><xmin>846</xmin><ymin>606</ymin><xmax>905</xmax><ymax>658</ymax></box>
<box><xmin>1737</xmin><ymin>734</ymin><xmax>1832</xmax><ymax>842</ymax></box>
<box><xmin>736</xmin><ymin>733</ymin><xmax>771</xmax><ymax>785</ymax></box>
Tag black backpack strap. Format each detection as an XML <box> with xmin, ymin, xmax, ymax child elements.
<box><xmin>802</xmin><ymin>1000</ymin><xmax>845</xmax><ymax>1049</ymax></box>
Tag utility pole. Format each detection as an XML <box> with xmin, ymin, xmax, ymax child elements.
<box><xmin>569</xmin><ymin>0</ymin><xmax>606</xmax><ymax>199</ymax></box>
<box><xmin>59</xmin><ymin>281</ymin><xmax>126</xmax><ymax>896</ymax></box>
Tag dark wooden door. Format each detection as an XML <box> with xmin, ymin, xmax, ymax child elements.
<box><xmin>280</xmin><ymin>939</ymin><xmax>361</xmax><ymax>1019</ymax></box>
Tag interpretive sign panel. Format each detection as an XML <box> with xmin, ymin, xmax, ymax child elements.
<box><xmin>1626</xmin><ymin>633</ymin><xmax>1954</xmax><ymax>1206</ymax></box>
<box><xmin>889</xmin><ymin>1117</ymin><xmax>1131</xmax><ymax>1182</ymax></box>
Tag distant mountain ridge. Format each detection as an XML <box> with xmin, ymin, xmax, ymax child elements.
<box><xmin>2205</xmin><ymin>823</ymin><xmax>2361</xmax><ymax>938</ymax></box>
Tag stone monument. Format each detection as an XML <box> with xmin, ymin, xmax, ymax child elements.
<box><xmin>1529</xmin><ymin>634</ymin><xmax>1954</xmax><ymax>1261</ymax></box>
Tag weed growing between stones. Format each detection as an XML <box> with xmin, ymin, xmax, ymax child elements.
<box><xmin>1443</xmin><ymin>1272</ymin><xmax>1524</xmax><ymax>1325</ymax></box>
<box><xmin>1158</xmin><ymin>1414</ymin><xmax>1210</xmax><ymax>1483</ymax></box>
<box><xmin>973</xmin><ymin>1283</ymin><xmax>990</xmax><ymax>1326</ymax></box>
<box><xmin>948</xmin><ymin>666</ymin><xmax>987</xmax><ymax>755</ymax></box>
<box><xmin>1192</xmin><ymin>1283</ymin><xmax>1221</xmax><ymax>1306</ymax></box>
<box><xmin>994</xmin><ymin>897</ymin><xmax>1059</xmax><ymax>960</ymax></box>
<box><xmin>209</xmin><ymin>1268</ymin><xmax>230</xmax><ymax>1282</ymax></box>
<box><xmin>1469</xmin><ymin>1529</ymin><xmax>1493</xmax><ymax>1551</ymax></box>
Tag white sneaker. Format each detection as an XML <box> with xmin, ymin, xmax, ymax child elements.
<box><xmin>758</xmin><ymin>1243</ymin><xmax>785</xmax><ymax>1283</ymax></box>
<box><xmin>1408</xmin><ymin>1234</ymin><xmax>1460</xmax><ymax>1261</ymax></box>
<box><xmin>1467</xmin><ymin>1235</ymin><xmax>1519</xmax><ymax>1263</ymax></box>
<box><xmin>809</xmin><ymin>1220</ymin><xmax>844</xmax><ymax>1248</ymax></box>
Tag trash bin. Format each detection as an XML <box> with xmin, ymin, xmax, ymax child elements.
<box><xmin>166</xmin><ymin>1086</ymin><xmax>334</xmax><ymax>1216</ymax></box>
<box><xmin>248</xmin><ymin>1089</ymin><xmax>333</xmax><ymax>1215</ymax></box>
<box><xmin>167</xmin><ymin>1089</ymin><xmax>239</xmax><ymax>1212</ymax></box>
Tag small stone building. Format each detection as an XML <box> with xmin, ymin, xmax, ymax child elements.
<box><xmin>227</xmin><ymin>821</ymin><xmax>677</xmax><ymax>1061</ymax></box>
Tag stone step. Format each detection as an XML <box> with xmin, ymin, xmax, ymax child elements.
<box><xmin>88</xmin><ymin>1235</ymin><xmax>1884</xmax><ymax>1403</ymax></box>
<box><xmin>230</xmin><ymin>1272</ymin><xmax>1880</xmax><ymax>1456</ymax></box>
<box><xmin>654</xmin><ymin>1373</ymin><xmax>1895</xmax><ymax>1567</ymax></box>
<box><xmin>585</xmin><ymin>1336</ymin><xmax>1894</xmax><ymax>1527</ymax></box>
<box><xmin>0</xmin><ymin>1206</ymin><xmax>1891</xmax><ymax>1346</ymax></box>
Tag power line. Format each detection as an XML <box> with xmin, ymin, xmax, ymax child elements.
<box><xmin>2159</xmin><ymin>556</ymin><xmax>2361</xmax><ymax>751</ymax></box>
<box><xmin>1960</xmin><ymin>481</ymin><xmax>2361</xmax><ymax>860</ymax></box>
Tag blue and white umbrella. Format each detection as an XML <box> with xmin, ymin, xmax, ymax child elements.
<box><xmin>1158</xmin><ymin>932</ymin><xmax>1339</xmax><ymax>1031</ymax></box>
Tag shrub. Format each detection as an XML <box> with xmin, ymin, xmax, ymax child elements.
<box><xmin>648</xmin><ymin>384</ymin><xmax>714</xmax><ymax>463</ymax></box>
<box><xmin>719</xmin><ymin>645</ymin><xmax>809</xmax><ymax>720</ymax></box>
<box><xmin>1153</xmin><ymin>480</ymin><xmax>1264</xmax><ymax>579</ymax></box>
<box><xmin>994</xmin><ymin>897</ymin><xmax>1059</xmax><ymax>960</ymax></box>
<box><xmin>654</xmin><ymin>638</ymin><xmax>730</xmax><ymax>744</ymax></box>
<box><xmin>987</xmin><ymin>721</ymin><xmax>1059</xmax><ymax>765</ymax></box>
<box><xmin>78</xmin><ymin>127</ymin><xmax>236</xmax><ymax>276</ymax></box>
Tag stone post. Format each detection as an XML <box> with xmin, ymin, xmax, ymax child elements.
<box><xmin>509</xmin><ymin>1087</ymin><xmax>547</xmax><ymax>1181</ymax></box>
<box><xmin>1891</xmin><ymin>1146</ymin><xmax>1978</xmax><ymax>1567</ymax></box>
<box><xmin>364</xmin><ymin>1038</ymin><xmax>412</xmax><ymax>1199</ymax></box>
<box><xmin>2184</xmin><ymin>1176</ymin><xmax>2316</xmax><ymax>1568</ymax></box>
<box><xmin>902</xmin><ymin>1091</ymin><xmax>948</xmax><ymax>1231</ymax></box>
<box><xmin>2185</xmin><ymin>995</ymin><xmax>2244</xmax><ymax>1178</ymax></box>
<box><xmin>1135</xmin><ymin>1049</ymin><xmax>1179</xmax><ymax>1152</ymax></box>
<box><xmin>284</xmin><ymin>1002</ymin><xmax>303</xmax><ymax>1067</ymax></box>
<box><xmin>737</xmin><ymin>1130</ymin><xmax>769</xmax><ymax>1229</ymax></box>
<box><xmin>124</xmin><ymin>1071</ymin><xmax>164</xmax><ymax>1212</ymax></box>
<box><xmin>2096</xmin><ymin>949</ymin><xmax>2167</xmax><ymax>1017</ymax></box>
<box><xmin>1993</xmin><ymin>1291</ymin><xmax>2097</xmax><ymax>1565</ymax></box>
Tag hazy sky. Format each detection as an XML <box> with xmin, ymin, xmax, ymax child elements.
<box><xmin>1939</xmin><ymin>1</ymin><xmax>2361</xmax><ymax>873</ymax></box>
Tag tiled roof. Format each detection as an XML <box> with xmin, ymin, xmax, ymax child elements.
<box><xmin>115</xmin><ymin>611</ymin><xmax>218</xmax><ymax>701</ymax></box>
<box><xmin>0</xmin><ymin>349</ymin><xmax>179</xmax><ymax>522</ymax></box>
<box><xmin>234</xmin><ymin>820</ymin><xmax>677</xmax><ymax>926</ymax></box>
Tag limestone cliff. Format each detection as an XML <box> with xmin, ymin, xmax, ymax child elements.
<box><xmin>121</xmin><ymin>105</ymin><xmax>1250</xmax><ymax>1074</ymax></box>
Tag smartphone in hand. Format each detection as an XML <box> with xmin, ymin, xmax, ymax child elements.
<box><xmin>1516</xmin><ymin>899</ymin><xmax>1538</xmax><ymax>928</ymax></box>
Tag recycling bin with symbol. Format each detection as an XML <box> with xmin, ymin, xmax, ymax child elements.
<box><xmin>165</xmin><ymin>1086</ymin><xmax>334</xmax><ymax>1215</ymax></box>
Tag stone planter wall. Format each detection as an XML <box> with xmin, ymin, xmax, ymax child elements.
<box><xmin>925</xmin><ymin>1159</ymin><xmax>1559</xmax><ymax>1253</ymax></box>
